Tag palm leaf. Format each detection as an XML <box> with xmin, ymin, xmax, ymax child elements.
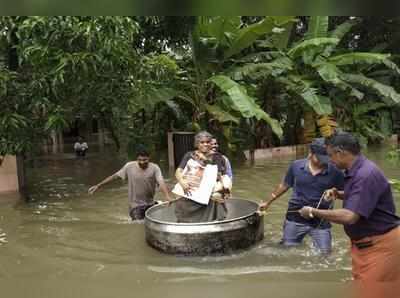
<box><xmin>288</xmin><ymin>37</ymin><xmax>339</xmax><ymax>59</ymax></box>
<box><xmin>228</xmin><ymin>57</ymin><xmax>293</xmax><ymax>80</ymax></box>
<box><xmin>329</xmin><ymin>18</ymin><xmax>358</xmax><ymax>40</ymax></box>
<box><xmin>197</xmin><ymin>16</ymin><xmax>241</xmax><ymax>47</ymax></box>
<box><xmin>316</xmin><ymin>63</ymin><xmax>364</xmax><ymax>99</ymax></box>
<box><xmin>234</xmin><ymin>51</ymin><xmax>285</xmax><ymax>63</ymax></box>
<box><xmin>341</xmin><ymin>73</ymin><xmax>400</xmax><ymax>104</ymax></box>
<box><xmin>329</xmin><ymin>53</ymin><xmax>400</xmax><ymax>74</ymax></box>
<box><xmin>209</xmin><ymin>75</ymin><xmax>282</xmax><ymax>137</ymax></box>
<box><xmin>353</xmin><ymin>102</ymin><xmax>388</xmax><ymax>117</ymax></box>
<box><xmin>300</xmin><ymin>90</ymin><xmax>333</xmax><ymax>115</ymax></box>
<box><xmin>205</xmin><ymin>103</ymin><xmax>240</xmax><ymax>124</ymax></box>
<box><xmin>133</xmin><ymin>87</ymin><xmax>179</xmax><ymax>111</ymax></box>
<box><xmin>279</xmin><ymin>75</ymin><xmax>333</xmax><ymax>115</ymax></box>
<box><xmin>323</xmin><ymin>18</ymin><xmax>359</xmax><ymax>57</ymax></box>
<box><xmin>224</xmin><ymin>16</ymin><xmax>295</xmax><ymax>60</ymax></box>
<box><xmin>305</xmin><ymin>16</ymin><xmax>329</xmax><ymax>39</ymax></box>
<box><xmin>270</xmin><ymin>21</ymin><xmax>296</xmax><ymax>49</ymax></box>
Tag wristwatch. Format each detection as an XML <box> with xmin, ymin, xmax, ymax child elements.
<box><xmin>308</xmin><ymin>207</ymin><xmax>314</xmax><ymax>218</ymax></box>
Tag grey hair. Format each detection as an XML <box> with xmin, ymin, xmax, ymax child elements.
<box><xmin>194</xmin><ymin>131</ymin><xmax>213</xmax><ymax>147</ymax></box>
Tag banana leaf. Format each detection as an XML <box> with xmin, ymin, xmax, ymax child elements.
<box><xmin>209</xmin><ymin>75</ymin><xmax>282</xmax><ymax>138</ymax></box>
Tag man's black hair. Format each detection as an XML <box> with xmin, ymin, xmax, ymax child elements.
<box><xmin>326</xmin><ymin>132</ymin><xmax>361</xmax><ymax>155</ymax></box>
<box><xmin>136</xmin><ymin>145</ymin><xmax>150</xmax><ymax>157</ymax></box>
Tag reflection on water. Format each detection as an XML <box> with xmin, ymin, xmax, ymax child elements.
<box><xmin>0</xmin><ymin>228</ymin><xmax>7</xmax><ymax>245</ymax></box>
<box><xmin>0</xmin><ymin>147</ymin><xmax>399</xmax><ymax>298</ymax></box>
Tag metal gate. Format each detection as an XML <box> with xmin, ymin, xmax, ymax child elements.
<box><xmin>167</xmin><ymin>132</ymin><xmax>195</xmax><ymax>170</ymax></box>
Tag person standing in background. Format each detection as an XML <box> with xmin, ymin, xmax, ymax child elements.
<box><xmin>210</xmin><ymin>138</ymin><xmax>233</xmax><ymax>179</ymax></box>
<box><xmin>74</xmin><ymin>136</ymin><xmax>88</xmax><ymax>157</ymax></box>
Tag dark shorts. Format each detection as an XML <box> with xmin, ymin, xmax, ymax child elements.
<box><xmin>129</xmin><ymin>202</ymin><xmax>157</xmax><ymax>220</ymax></box>
<box><xmin>75</xmin><ymin>149</ymin><xmax>87</xmax><ymax>157</ymax></box>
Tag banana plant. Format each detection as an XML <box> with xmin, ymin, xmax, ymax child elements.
<box><xmin>230</xmin><ymin>16</ymin><xmax>400</xmax><ymax>143</ymax></box>
<box><xmin>176</xmin><ymin>16</ymin><xmax>297</xmax><ymax>140</ymax></box>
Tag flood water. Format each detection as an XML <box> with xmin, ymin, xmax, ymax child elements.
<box><xmin>0</xmin><ymin>146</ymin><xmax>399</xmax><ymax>298</ymax></box>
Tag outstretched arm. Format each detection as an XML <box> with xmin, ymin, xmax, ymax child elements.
<box><xmin>259</xmin><ymin>183</ymin><xmax>290</xmax><ymax>211</ymax></box>
<box><xmin>299</xmin><ymin>207</ymin><xmax>360</xmax><ymax>225</ymax></box>
<box><xmin>88</xmin><ymin>174</ymin><xmax>119</xmax><ymax>194</ymax></box>
<box><xmin>158</xmin><ymin>180</ymin><xmax>172</xmax><ymax>202</ymax></box>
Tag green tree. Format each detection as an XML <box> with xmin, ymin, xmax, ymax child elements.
<box><xmin>0</xmin><ymin>16</ymin><xmax>141</xmax><ymax>154</ymax></box>
<box><xmin>230</xmin><ymin>16</ymin><xmax>400</xmax><ymax>144</ymax></box>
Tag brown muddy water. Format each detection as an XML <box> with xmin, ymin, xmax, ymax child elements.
<box><xmin>0</xmin><ymin>146</ymin><xmax>399</xmax><ymax>298</ymax></box>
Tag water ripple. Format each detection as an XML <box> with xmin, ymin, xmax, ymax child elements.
<box><xmin>148</xmin><ymin>265</ymin><xmax>348</xmax><ymax>276</ymax></box>
<box><xmin>0</xmin><ymin>229</ymin><xmax>7</xmax><ymax>246</ymax></box>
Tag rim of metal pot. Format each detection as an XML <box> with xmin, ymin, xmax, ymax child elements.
<box><xmin>145</xmin><ymin>198</ymin><xmax>261</xmax><ymax>226</ymax></box>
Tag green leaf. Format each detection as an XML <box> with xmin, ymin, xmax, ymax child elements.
<box><xmin>228</xmin><ymin>57</ymin><xmax>293</xmax><ymax>81</ymax></box>
<box><xmin>305</xmin><ymin>16</ymin><xmax>329</xmax><ymax>39</ymax></box>
<box><xmin>316</xmin><ymin>63</ymin><xmax>364</xmax><ymax>99</ymax></box>
<box><xmin>205</xmin><ymin>104</ymin><xmax>240</xmax><ymax>124</ymax></box>
<box><xmin>224</xmin><ymin>16</ymin><xmax>295</xmax><ymax>60</ymax></box>
<box><xmin>208</xmin><ymin>75</ymin><xmax>282</xmax><ymax>138</ymax></box>
<box><xmin>341</xmin><ymin>73</ymin><xmax>400</xmax><ymax>104</ymax></box>
<box><xmin>300</xmin><ymin>89</ymin><xmax>333</xmax><ymax>115</ymax></box>
<box><xmin>329</xmin><ymin>19</ymin><xmax>358</xmax><ymax>40</ymax></box>
<box><xmin>278</xmin><ymin>75</ymin><xmax>333</xmax><ymax>115</ymax></box>
<box><xmin>203</xmin><ymin>17</ymin><xmax>241</xmax><ymax>46</ymax></box>
<box><xmin>288</xmin><ymin>37</ymin><xmax>339</xmax><ymax>59</ymax></box>
<box><xmin>323</xmin><ymin>18</ymin><xmax>359</xmax><ymax>57</ymax></box>
<box><xmin>270</xmin><ymin>22</ymin><xmax>296</xmax><ymax>49</ymax></box>
<box><xmin>329</xmin><ymin>53</ymin><xmax>400</xmax><ymax>75</ymax></box>
<box><xmin>134</xmin><ymin>87</ymin><xmax>179</xmax><ymax>111</ymax></box>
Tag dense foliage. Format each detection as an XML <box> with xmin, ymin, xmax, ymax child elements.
<box><xmin>1</xmin><ymin>16</ymin><xmax>400</xmax><ymax>159</ymax></box>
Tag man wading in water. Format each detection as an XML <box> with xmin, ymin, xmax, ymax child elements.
<box><xmin>259</xmin><ymin>138</ymin><xmax>344</xmax><ymax>254</ymax></box>
<box><xmin>88</xmin><ymin>148</ymin><xmax>172</xmax><ymax>220</ymax></box>
<box><xmin>299</xmin><ymin>132</ymin><xmax>400</xmax><ymax>297</ymax></box>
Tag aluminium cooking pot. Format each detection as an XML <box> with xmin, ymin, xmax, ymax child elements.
<box><xmin>144</xmin><ymin>198</ymin><xmax>264</xmax><ymax>255</ymax></box>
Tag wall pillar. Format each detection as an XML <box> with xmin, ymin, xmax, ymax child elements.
<box><xmin>97</xmin><ymin>121</ymin><xmax>105</xmax><ymax>152</ymax></box>
<box><xmin>0</xmin><ymin>155</ymin><xmax>24</xmax><ymax>193</ymax></box>
<box><xmin>51</xmin><ymin>130</ymin><xmax>58</xmax><ymax>154</ymax></box>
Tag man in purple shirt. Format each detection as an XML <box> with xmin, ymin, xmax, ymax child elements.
<box><xmin>259</xmin><ymin>138</ymin><xmax>344</xmax><ymax>254</ymax></box>
<box><xmin>299</xmin><ymin>132</ymin><xmax>400</xmax><ymax>287</ymax></box>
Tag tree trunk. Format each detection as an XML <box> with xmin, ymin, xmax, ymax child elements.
<box><xmin>101</xmin><ymin>114</ymin><xmax>120</xmax><ymax>152</ymax></box>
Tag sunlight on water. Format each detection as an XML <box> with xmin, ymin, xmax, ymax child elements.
<box><xmin>0</xmin><ymin>228</ymin><xmax>7</xmax><ymax>245</ymax></box>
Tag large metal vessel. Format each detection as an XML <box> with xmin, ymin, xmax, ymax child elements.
<box><xmin>144</xmin><ymin>198</ymin><xmax>264</xmax><ymax>255</ymax></box>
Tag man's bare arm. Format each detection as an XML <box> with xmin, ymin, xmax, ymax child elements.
<box><xmin>299</xmin><ymin>207</ymin><xmax>360</xmax><ymax>225</ymax></box>
<box><xmin>158</xmin><ymin>180</ymin><xmax>172</xmax><ymax>202</ymax></box>
<box><xmin>88</xmin><ymin>174</ymin><xmax>119</xmax><ymax>194</ymax></box>
<box><xmin>259</xmin><ymin>183</ymin><xmax>290</xmax><ymax>211</ymax></box>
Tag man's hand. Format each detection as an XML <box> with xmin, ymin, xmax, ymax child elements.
<box><xmin>258</xmin><ymin>200</ymin><xmax>271</xmax><ymax>211</ymax></box>
<box><xmin>165</xmin><ymin>196</ymin><xmax>174</xmax><ymax>206</ymax></box>
<box><xmin>258</xmin><ymin>192</ymin><xmax>277</xmax><ymax>211</ymax></box>
<box><xmin>323</xmin><ymin>188</ymin><xmax>339</xmax><ymax>202</ymax></box>
<box><xmin>299</xmin><ymin>206</ymin><xmax>314</xmax><ymax>219</ymax></box>
<box><xmin>179</xmin><ymin>181</ymin><xmax>191</xmax><ymax>196</ymax></box>
<box><xmin>88</xmin><ymin>185</ymin><xmax>99</xmax><ymax>195</ymax></box>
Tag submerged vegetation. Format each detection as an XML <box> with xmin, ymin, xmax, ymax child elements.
<box><xmin>1</xmin><ymin>16</ymin><xmax>400</xmax><ymax>158</ymax></box>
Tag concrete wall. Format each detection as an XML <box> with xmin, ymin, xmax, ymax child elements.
<box><xmin>244</xmin><ymin>144</ymin><xmax>308</xmax><ymax>160</ymax></box>
<box><xmin>0</xmin><ymin>155</ymin><xmax>20</xmax><ymax>193</ymax></box>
